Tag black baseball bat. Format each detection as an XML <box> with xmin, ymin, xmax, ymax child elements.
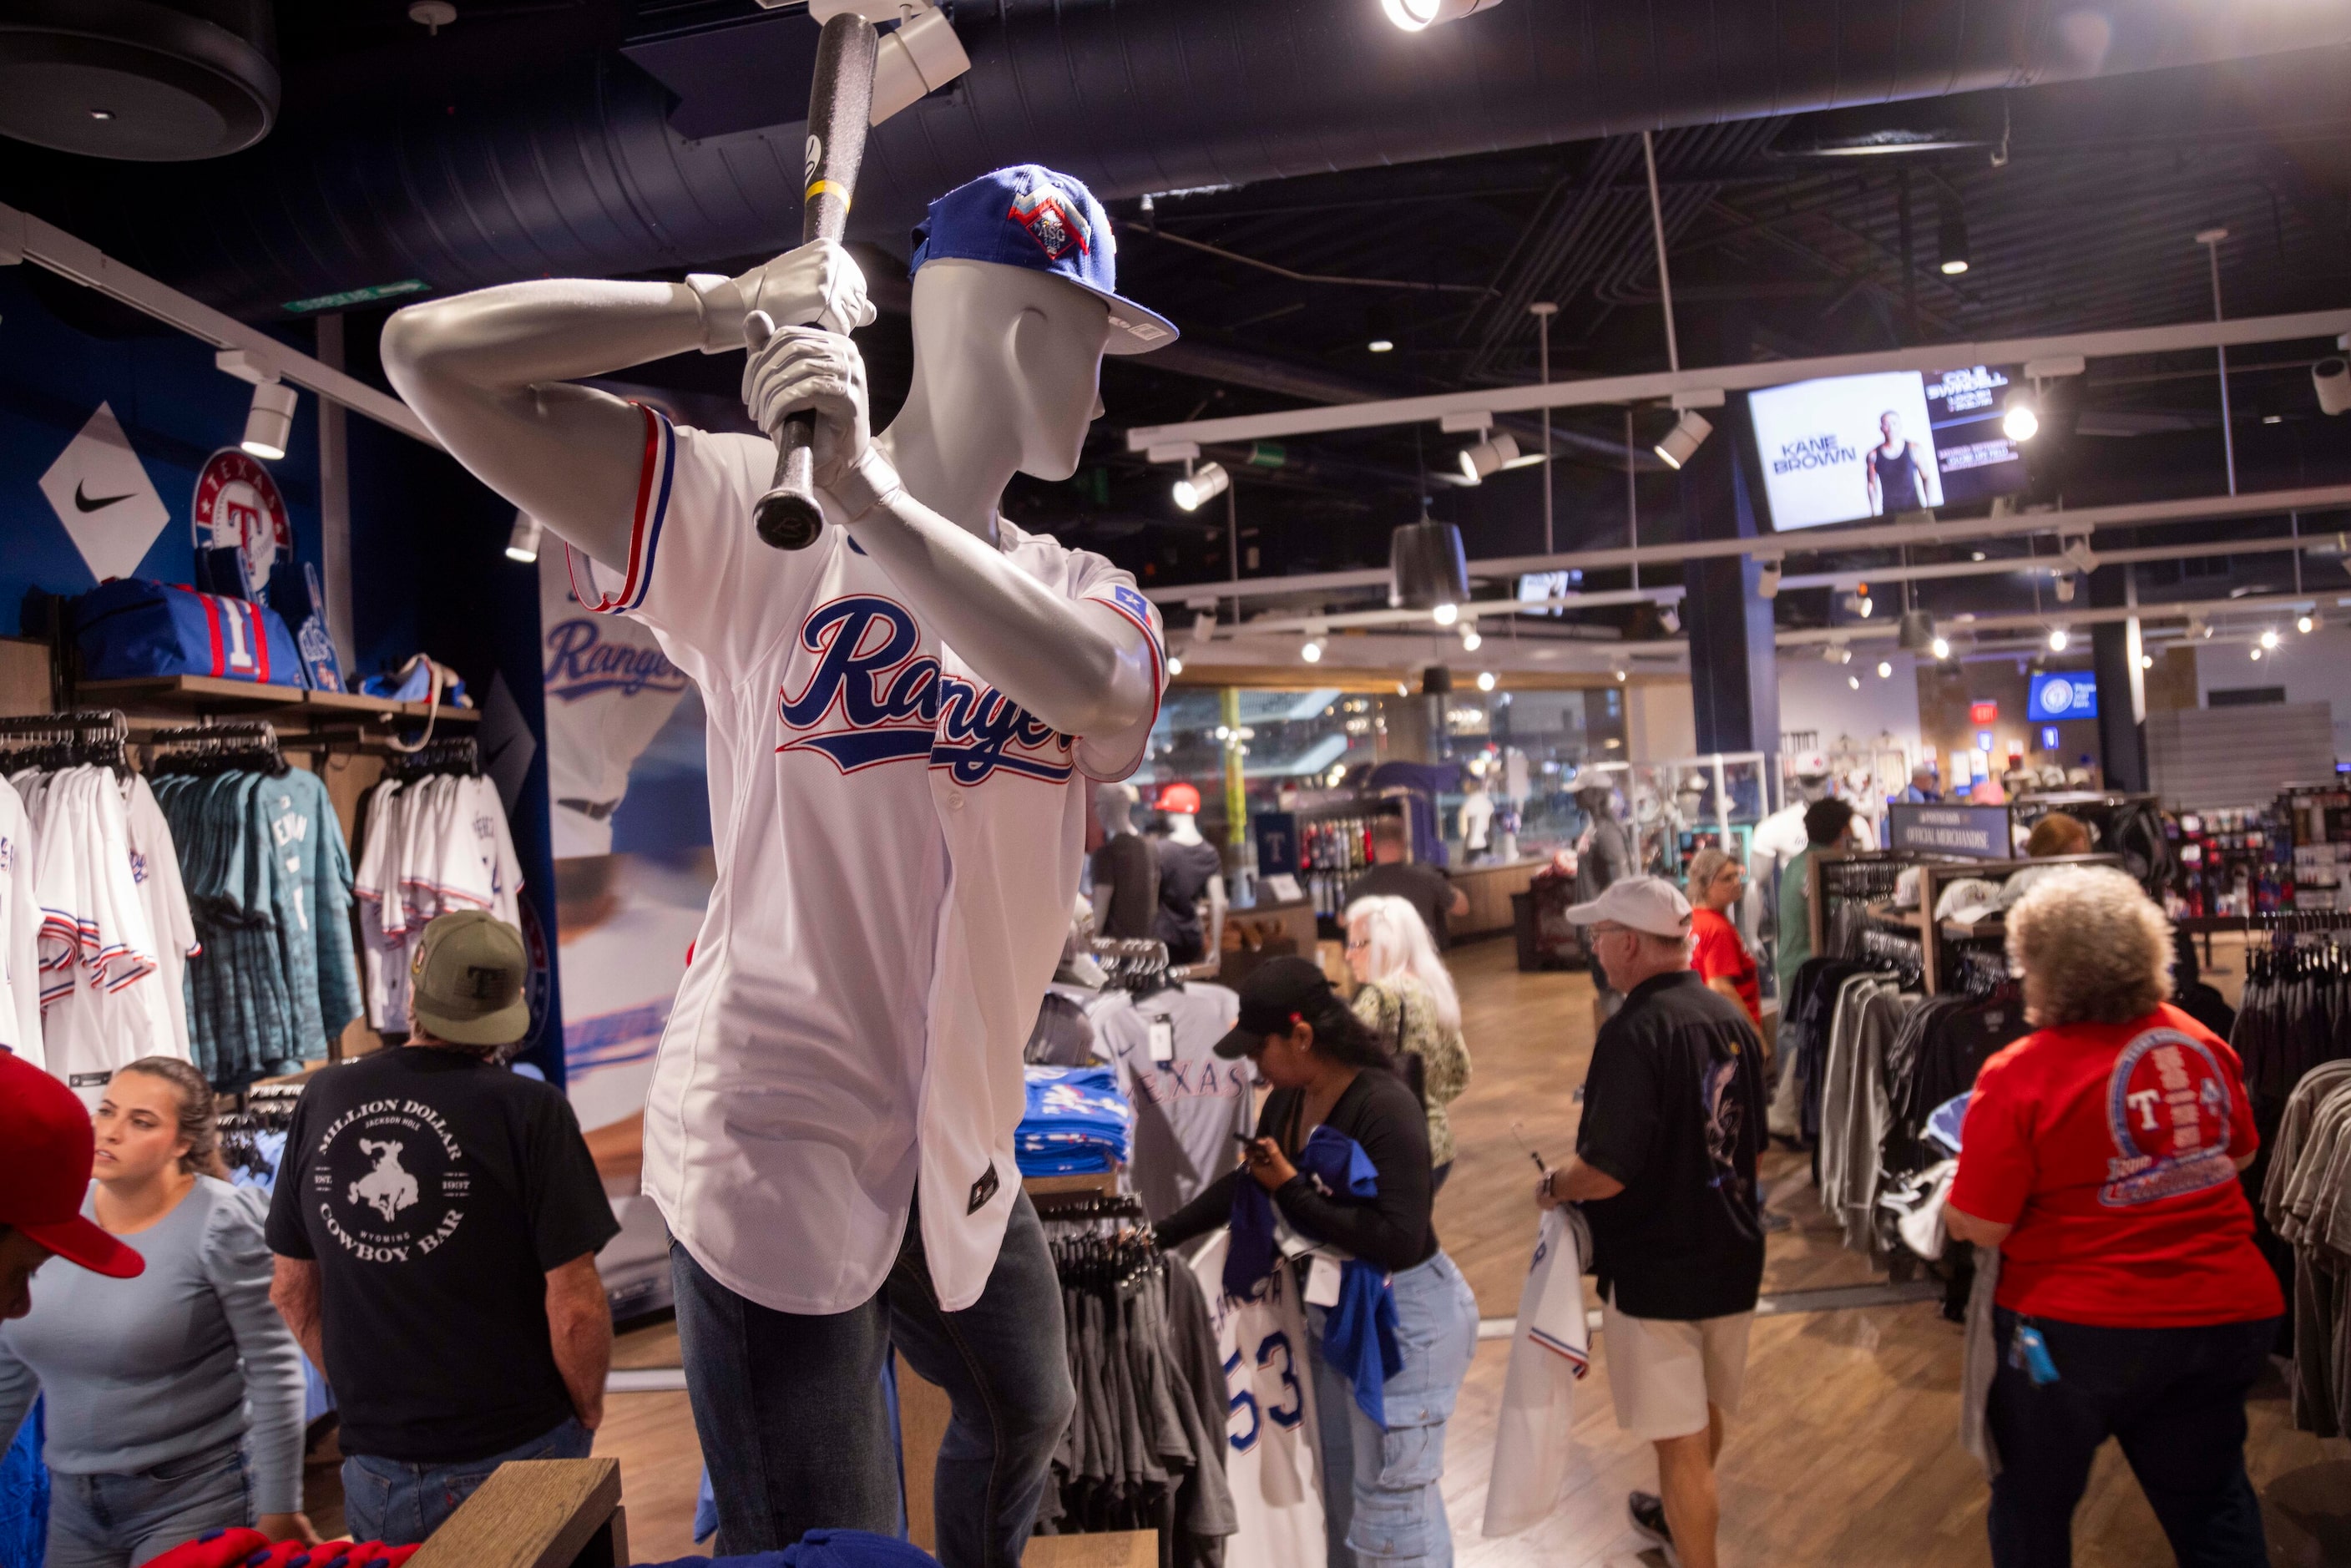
<box><xmin>753</xmin><ymin>13</ymin><xmax>879</xmax><ymax>551</ymax></box>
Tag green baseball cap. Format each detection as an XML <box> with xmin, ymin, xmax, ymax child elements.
<box><xmin>410</xmin><ymin>910</ymin><xmax>532</xmax><ymax>1046</ymax></box>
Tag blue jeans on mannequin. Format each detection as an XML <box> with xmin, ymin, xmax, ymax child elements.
<box><xmin>1306</xmin><ymin>1251</ymin><xmax>1480</xmax><ymax>1568</ymax></box>
<box><xmin>671</xmin><ymin>1189</ymin><xmax>1074</xmax><ymax>1568</ymax></box>
<box><xmin>44</xmin><ymin>1440</ymin><xmax>250</xmax><ymax>1568</ymax></box>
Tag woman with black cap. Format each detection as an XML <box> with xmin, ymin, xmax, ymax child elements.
<box><xmin>1156</xmin><ymin>956</ymin><xmax>1479</xmax><ymax>1568</ymax></box>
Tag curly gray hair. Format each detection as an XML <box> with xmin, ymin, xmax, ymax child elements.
<box><xmin>2004</xmin><ymin>865</ymin><xmax>2173</xmax><ymax>1026</ymax></box>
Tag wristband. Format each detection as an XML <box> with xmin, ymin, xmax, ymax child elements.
<box><xmin>834</xmin><ymin>447</ymin><xmax>905</xmax><ymax>524</ymax></box>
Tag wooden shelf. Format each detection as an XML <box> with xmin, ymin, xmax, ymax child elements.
<box><xmin>80</xmin><ymin>675</ymin><xmax>478</xmax><ymax>726</ymax></box>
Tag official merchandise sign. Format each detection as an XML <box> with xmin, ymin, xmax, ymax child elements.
<box><xmin>2029</xmin><ymin>672</ymin><xmax>2100</xmax><ymax>722</ymax></box>
<box><xmin>1888</xmin><ymin>802</ymin><xmax>2012</xmax><ymax>860</ymax></box>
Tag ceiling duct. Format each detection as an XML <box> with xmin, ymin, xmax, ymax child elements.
<box><xmin>0</xmin><ymin>0</ymin><xmax>278</xmax><ymax>162</ymax></box>
<box><xmin>6</xmin><ymin>0</ymin><xmax>2345</xmax><ymax>317</ymax></box>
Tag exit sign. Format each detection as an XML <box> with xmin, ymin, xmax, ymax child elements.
<box><xmin>1969</xmin><ymin>701</ymin><xmax>1999</xmax><ymax>725</ymax></box>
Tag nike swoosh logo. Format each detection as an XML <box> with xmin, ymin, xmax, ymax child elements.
<box><xmin>73</xmin><ymin>482</ymin><xmax>135</xmax><ymax>513</ymax></box>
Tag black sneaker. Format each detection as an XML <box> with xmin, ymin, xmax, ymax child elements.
<box><xmin>1629</xmin><ymin>1491</ymin><xmax>1681</xmax><ymax>1565</ymax></box>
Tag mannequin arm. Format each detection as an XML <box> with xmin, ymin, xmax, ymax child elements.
<box><xmin>850</xmin><ymin>488</ymin><xmax>1158</xmax><ymax>736</ymax></box>
<box><xmin>1091</xmin><ymin>882</ymin><xmax>1115</xmax><ymax>933</ymax></box>
<box><xmin>381</xmin><ymin>244</ymin><xmax>871</xmax><ymax>568</ymax></box>
<box><xmin>1205</xmin><ymin>873</ymin><xmax>1227</xmax><ymax>957</ymax></box>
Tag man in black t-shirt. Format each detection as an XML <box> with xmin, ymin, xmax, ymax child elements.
<box><xmin>268</xmin><ymin>911</ymin><xmax>619</xmax><ymax>1545</ymax></box>
<box><xmin>1342</xmin><ymin>816</ymin><xmax>1466</xmax><ymax>948</ymax></box>
<box><xmin>1539</xmin><ymin>877</ymin><xmax>1765</xmax><ymax>1568</ymax></box>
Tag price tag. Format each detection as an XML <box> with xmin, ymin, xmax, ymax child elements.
<box><xmin>1148</xmin><ymin>1018</ymin><xmax>1175</xmax><ymax>1063</ymax></box>
<box><xmin>1306</xmin><ymin>1254</ymin><xmax>1343</xmax><ymax>1308</ymax></box>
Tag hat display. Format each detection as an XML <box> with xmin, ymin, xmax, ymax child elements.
<box><xmin>1157</xmin><ymin>781</ymin><xmax>1203</xmax><ymax>816</ymax></box>
<box><xmin>1211</xmin><ymin>954</ymin><xmax>1340</xmax><ymax>1059</ymax></box>
<box><xmin>1565</xmin><ymin>876</ymin><xmax>1694</xmax><ymax>938</ymax></box>
<box><xmin>0</xmin><ymin>1052</ymin><xmax>143</xmax><ymax>1280</ymax></box>
<box><xmin>1934</xmin><ymin>877</ymin><xmax>2005</xmax><ymax>926</ymax></box>
<box><xmin>909</xmin><ymin>165</ymin><xmax>1178</xmax><ymax>355</ymax></box>
<box><xmin>408</xmin><ymin>910</ymin><xmax>533</xmax><ymax>1047</ymax></box>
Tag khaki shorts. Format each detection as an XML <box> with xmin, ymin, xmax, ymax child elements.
<box><xmin>1600</xmin><ymin>1289</ymin><xmax>1755</xmax><ymax>1442</ymax></box>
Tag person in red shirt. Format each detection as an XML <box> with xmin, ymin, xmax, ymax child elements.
<box><xmin>1684</xmin><ymin>848</ymin><xmax>1762</xmax><ymax>1027</ymax></box>
<box><xmin>1946</xmin><ymin>867</ymin><xmax>2281</xmax><ymax>1568</ymax></box>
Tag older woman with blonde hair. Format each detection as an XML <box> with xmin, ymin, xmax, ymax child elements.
<box><xmin>1344</xmin><ymin>894</ymin><xmax>1472</xmax><ymax>1190</ymax></box>
<box><xmin>1945</xmin><ymin>867</ymin><xmax>2281</xmax><ymax>1568</ymax></box>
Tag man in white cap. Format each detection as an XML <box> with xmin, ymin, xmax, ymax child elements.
<box><xmin>1535</xmin><ymin>876</ymin><xmax>1767</xmax><ymax>1568</ymax></box>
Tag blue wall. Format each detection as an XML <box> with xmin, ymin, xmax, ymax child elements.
<box><xmin>0</xmin><ymin>268</ymin><xmax>321</xmax><ymax>620</ymax></box>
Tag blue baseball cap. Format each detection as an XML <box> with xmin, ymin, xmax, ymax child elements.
<box><xmin>909</xmin><ymin>164</ymin><xmax>1177</xmax><ymax>355</ymax></box>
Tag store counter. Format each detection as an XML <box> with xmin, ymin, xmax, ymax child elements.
<box><xmin>1449</xmin><ymin>857</ymin><xmax>1548</xmax><ymax>940</ymax></box>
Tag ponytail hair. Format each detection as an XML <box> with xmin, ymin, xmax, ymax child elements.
<box><xmin>114</xmin><ymin>1057</ymin><xmax>229</xmax><ymax>1180</ymax></box>
<box><xmin>1300</xmin><ymin>989</ymin><xmax>1398</xmax><ymax>1075</ymax></box>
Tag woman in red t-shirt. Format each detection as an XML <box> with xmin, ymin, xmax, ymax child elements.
<box><xmin>1684</xmin><ymin>848</ymin><xmax>1762</xmax><ymax>1026</ymax></box>
<box><xmin>1946</xmin><ymin>867</ymin><xmax>2281</xmax><ymax>1568</ymax></box>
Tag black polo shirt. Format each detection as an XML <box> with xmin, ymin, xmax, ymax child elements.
<box><xmin>1575</xmin><ymin>969</ymin><xmax>1767</xmax><ymax>1320</ymax></box>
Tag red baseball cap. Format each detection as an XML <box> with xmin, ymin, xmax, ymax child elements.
<box><xmin>1157</xmin><ymin>781</ymin><xmax>1202</xmax><ymax>816</ymax></box>
<box><xmin>0</xmin><ymin>1053</ymin><xmax>143</xmax><ymax>1279</ymax></box>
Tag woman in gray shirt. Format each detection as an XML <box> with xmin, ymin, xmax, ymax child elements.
<box><xmin>0</xmin><ymin>1058</ymin><xmax>312</xmax><ymax>1566</ymax></box>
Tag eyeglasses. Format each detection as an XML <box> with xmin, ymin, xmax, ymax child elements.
<box><xmin>1345</xmin><ymin>936</ymin><xmax>1370</xmax><ymax>950</ymax></box>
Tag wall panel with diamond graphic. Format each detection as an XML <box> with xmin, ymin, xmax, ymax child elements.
<box><xmin>37</xmin><ymin>402</ymin><xmax>171</xmax><ymax>584</ymax></box>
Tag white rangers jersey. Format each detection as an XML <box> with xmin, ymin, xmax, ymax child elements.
<box><xmin>573</xmin><ymin>407</ymin><xmax>1165</xmax><ymax>1314</ymax></box>
<box><xmin>1482</xmin><ymin>1205</ymin><xmax>1592</xmax><ymax>1538</ymax></box>
<box><xmin>0</xmin><ymin>775</ymin><xmax>43</xmax><ymax>1066</ymax></box>
<box><xmin>538</xmin><ymin>545</ymin><xmax>692</xmax><ymax>858</ymax></box>
<box><xmin>1187</xmin><ymin>1232</ymin><xmax>1327</xmax><ymax>1568</ymax></box>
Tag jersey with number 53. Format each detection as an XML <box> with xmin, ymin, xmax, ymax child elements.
<box><xmin>573</xmin><ymin>407</ymin><xmax>1166</xmax><ymax>1317</ymax></box>
<box><xmin>1188</xmin><ymin>1231</ymin><xmax>1327</xmax><ymax>1568</ymax></box>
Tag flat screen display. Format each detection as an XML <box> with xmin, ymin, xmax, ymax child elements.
<box><xmin>1514</xmin><ymin>569</ymin><xmax>1582</xmax><ymax>616</ymax></box>
<box><xmin>2028</xmin><ymin>672</ymin><xmax>2099</xmax><ymax>722</ymax></box>
<box><xmin>1748</xmin><ymin>365</ymin><xmax>2030</xmax><ymax>532</ymax></box>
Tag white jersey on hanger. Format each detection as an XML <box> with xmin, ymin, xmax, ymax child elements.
<box><xmin>574</xmin><ymin>407</ymin><xmax>1165</xmax><ymax>1315</ymax></box>
<box><xmin>1482</xmin><ymin>1205</ymin><xmax>1592</xmax><ymax>1538</ymax></box>
<box><xmin>0</xmin><ymin>775</ymin><xmax>43</xmax><ymax>1067</ymax></box>
<box><xmin>538</xmin><ymin>547</ymin><xmax>693</xmax><ymax>858</ymax></box>
<box><xmin>1187</xmin><ymin>1232</ymin><xmax>1327</xmax><ymax>1568</ymax></box>
<box><xmin>124</xmin><ymin>775</ymin><xmax>198</xmax><ymax>1064</ymax></box>
<box><xmin>33</xmin><ymin>766</ymin><xmax>183</xmax><ymax>1100</ymax></box>
<box><xmin>1096</xmin><ymin>981</ymin><xmax>1249</xmax><ymax>1222</ymax></box>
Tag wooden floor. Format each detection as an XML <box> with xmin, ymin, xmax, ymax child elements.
<box><xmin>554</xmin><ymin>938</ymin><xmax>2348</xmax><ymax>1565</ymax></box>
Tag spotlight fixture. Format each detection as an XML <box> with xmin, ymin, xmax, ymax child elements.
<box><xmin>1896</xmin><ymin>609</ymin><xmax>1937</xmax><ymax>653</ymax></box>
<box><xmin>1657</xmin><ymin>604</ymin><xmax>1681</xmax><ymax>634</ymax></box>
<box><xmin>1390</xmin><ymin>518</ymin><xmax>1469</xmax><ymax>611</ymax></box>
<box><xmin>2261</xmin><ymin>628</ymin><xmax>2282</xmax><ymax>650</ymax></box>
<box><xmin>1613</xmin><ymin>667</ymin><xmax>1628</xmax><ymax>683</ymax></box>
<box><xmin>1937</xmin><ymin>189</ymin><xmax>1971</xmax><ymax>276</ymax></box>
<box><xmin>1172</xmin><ymin>461</ymin><xmax>1229</xmax><ymax>512</ymax></box>
<box><xmin>2299</xmin><ymin>612</ymin><xmax>2317</xmax><ymax>634</ymax></box>
<box><xmin>1877</xmin><ymin>660</ymin><xmax>1893</xmax><ymax>679</ymax></box>
<box><xmin>1190</xmin><ymin>611</ymin><xmax>1216</xmax><ymax>646</ymax></box>
<box><xmin>2252</xmin><ymin>646</ymin><xmax>2264</xmax><ymax>662</ymax></box>
<box><xmin>2002</xmin><ymin>393</ymin><xmax>2040</xmax><ymax>443</ymax></box>
<box><xmin>1757</xmin><ymin>554</ymin><xmax>1784</xmax><ymax>599</ymax></box>
<box><xmin>1301</xmin><ymin>636</ymin><xmax>1323</xmax><ymax>664</ymax></box>
<box><xmin>1460</xmin><ymin>627</ymin><xmax>1482</xmax><ymax>652</ymax></box>
<box><xmin>1930</xmin><ymin>635</ymin><xmax>1952</xmax><ymax>660</ymax></box>
<box><xmin>240</xmin><ymin>380</ymin><xmax>300</xmax><ymax>462</ymax></box>
<box><xmin>2055</xmin><ymin>573</ymin><xmax>2076</xmax><ymax>604</ymax></box>
<box><xmin>2138</xmin><ymin>654</ymin><xmax>2153</xmax><ymax>670</ymax></box>
<box><xmin>1843</xmin><ymin>590</ymin><xmax>1873</xmax><ymax>620</ymax></box>
<box><xmin>1970</xmin><ymin>550</ymin><xmax>1987</xmax><ymax>563</ymax></box>
<box><xmin>2060</xmin><ymin>535</ymin><xmax>2098</xmax><ymax>575</ymax></box>
<box><xmin>2048</xmin><ymin>627</ymin><xmax>2070</xmax><ymax>652</ymax></box>
<box><xmin>1396</xmin><ymin>681</ymin><xmax>1410</xmax><ymax>697</ymax></box>
<box><xmin>1653</xmin><ymin>409</ymin><xmax>1713</xmax><ymax>470</ymax></box>
<box><xmin>1368</xmin><ymin>338</ymin><xmax>1395</xmax><ymax>354</ymax></box>
<box><xmin>2189</xmin><ymin>617</ymin><xmax>2212</xmax><ymax>640</ymax></box>
<box><xmin>1379</xmin><ymin>0</ymin><xmax>1504</xmax><ymax>30</ymax></box>
<box><xmin>1457</xmin><ymin>432</ymin><xmax>1522</xmax><ymax>484</ymax></box>
<box><xmin>1824</xmin><ymin>640</ymin><xmax>1853</xmax><ymax>665</ymax></box>
<box><xmin>505</xmin><ymin>512</ymin><xmax>542</xmax><ymax>564</ymax></box>
<box><xmin>1848</xmin><ymin>675</ymin><xmax>1862</xmax><ymax>690</ymax></box>
<box><xmin>1166</xmin><ymin>654</ymin><xmax>1185</xmax><ymax>677</ymax></box>
<box><xmin>1475</xmin><ymin>671</ymin><xmax>1497</xmax><ymax>692</ymax></box>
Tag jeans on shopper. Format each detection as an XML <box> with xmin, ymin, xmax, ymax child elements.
<box><xmin>45</xmin><ymin>1440</ymin><xmax>251</xmax><ymax>1568</ymax></box>
<box><xmin>1306</xmin><ymin>1250</ymin><xmax>1480</xmax><ymax>1568</ymax></box>
<box><xmin>671</xmin><ymin>1189</ymin><xmax>1073</xmax><ymax>1568</ymax></box>
<box><xmin>1985</xmin><ymin>1308</ymin><xmax>2278</xmax><ymax>1568</ymax></box>
<box><xmin>341</xmin><ymin>1417</ymin><xmax>593</xmax><ymax>1546</ymax></box>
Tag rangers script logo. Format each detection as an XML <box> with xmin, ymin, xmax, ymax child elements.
<box><xmin>775</xmin><ymin>595</ymin><xmax>1075</xmax><ymax>786</ymax></box>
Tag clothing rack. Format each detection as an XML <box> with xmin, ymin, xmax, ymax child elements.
<box><xmin>0</xmin><ymin>708</ymin><xmax>131</xmax><ymax>775</ymax></box>
<box><xmin>1088</xmin><ymin>938</ymin><xmax>1175</xmax><ymax>995</ymax></box>
<box><xmin>385</xmin><ymin>733</ymin><xmax>482</xmax><ymax>780</ymax></box>
<box><xmin>1034</xmin><ymin>1188</ymin><xmax>1149</xmax><ymax>1224</ymax></box>
<box><xmin>1810</xmin><ymin>850</ymin><xmax>1919</xmax><ymax>963</ymax></box>
<box><xmin>146</xmin><ymin>719</ymin><xmax>290</xmax><ymax>776</ymax></box>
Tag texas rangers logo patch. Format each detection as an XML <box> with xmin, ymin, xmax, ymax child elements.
<box><xmin>1009</xmin><ymin>183</ymin><xmax>1091</xmax><ymax>260</ymax></box>
<box><xmin>775</xmin><ymin>595</ymin><xmax>1077</xmax><ymax>786</ymax></box>
<box><xmin>2098</xmin><ymin>1026</ymin><xmax>2237</xmax><ymax>1206</ymax></box>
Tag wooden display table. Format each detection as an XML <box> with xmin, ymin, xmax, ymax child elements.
<box><xmin>1446</xmin><ymin>857</ymin><xmax>1545</xmax><ymax>940</ymax></box>
<box><xmin>407</xmin><ymin>1459</ymin><xmax>627</xmax><ymax>1568</ymax></box>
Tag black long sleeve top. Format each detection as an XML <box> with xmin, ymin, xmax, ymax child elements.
<box><xmin>1155</xmin><ymin>1066</ymin><xmax>1438</xmax><ymax>1274</ymax></box>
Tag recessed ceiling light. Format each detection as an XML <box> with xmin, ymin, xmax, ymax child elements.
<box><xmin>88</xmin><ymin>109</ymin><xmax>115</xmax><ymax>122</ymax></box>
<box><xmin>1368</xmin><ymin>339</ymin><xmax>1395</xmax><ymax>354</ymax></box>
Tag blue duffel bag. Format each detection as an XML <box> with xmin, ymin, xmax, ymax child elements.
<box><xmin>71</xmin><ymin>579</ymin><xmax>307</xmax><ymax>688</ymax></box>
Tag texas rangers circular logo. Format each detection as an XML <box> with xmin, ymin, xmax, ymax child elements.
<box><xmin>2099</xmin><ymin>1026</ymin><xmax>2235</xmax><ymax>1206</ymax></box>
<box><xmin>2041</xmin><ymin>678</ymin><xmax>2076</xmax><ymax>714</ymax></box>
<box><xmin>306</xmin><ymin>1095</ymin><xmax>472</xmax><ymax>1263</ymax></box>
<box><xmin>193</xmin><ymin>448</ymin><xmax>291</xmax><ymax>592</ymax></box>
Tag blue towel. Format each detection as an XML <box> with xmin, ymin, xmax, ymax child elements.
<box><xmin>1221</xmin><ymin>1125</ymin><xmax>1406</xmax><ymax>1427</ymax></box>
<box><xmin>637</xmin><ymin>1526</ymin><xmax>942</xmax><ymax>1568</ymax></box>
<box><xmin>1015</xmin><ymin>1066</ymin><xmax>1132</xmax><ymax>1178</ymax></box>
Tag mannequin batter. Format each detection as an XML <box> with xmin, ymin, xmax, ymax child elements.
<box><xmin>382</xmin><ymin>165</ymin><xmax>1172</xmax><ymax>1562</ymax></box>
